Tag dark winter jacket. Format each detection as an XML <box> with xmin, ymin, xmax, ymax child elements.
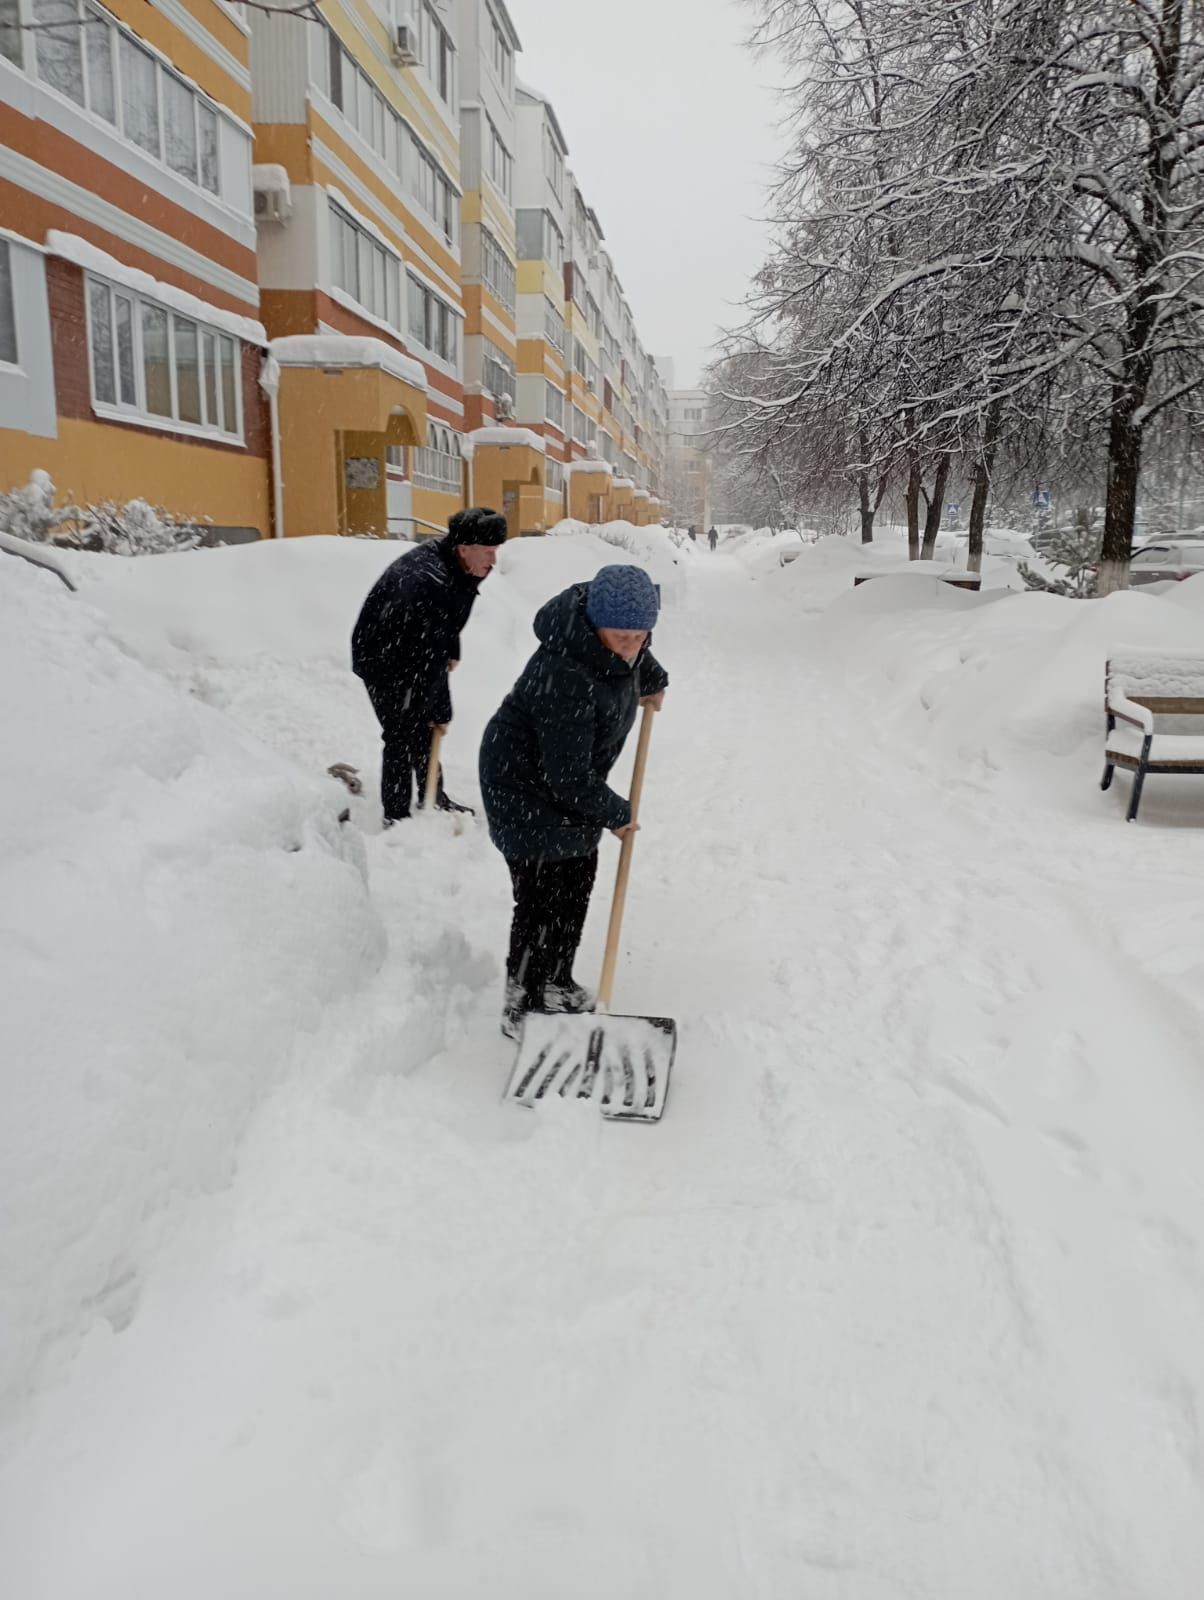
<box><xmin>351</xmin><ymin>537</ymin><xmax>485</xmax><ymax>725</ymax></box>
<box><xmin>479</xmin><ymin>582</ymin><xmax>669</xmax><ymax>862</ymax></box>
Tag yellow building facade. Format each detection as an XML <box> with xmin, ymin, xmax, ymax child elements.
<box><xmin>1</xmin><ymin>0</ymin><xmax>669</xmax><ymax>539</ymax></box>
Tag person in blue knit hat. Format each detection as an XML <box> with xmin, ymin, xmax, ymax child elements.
<box><xmin>479</xmin><ymin>564</ymin><xmax>669</xmax><ymax>1039</ymax></box>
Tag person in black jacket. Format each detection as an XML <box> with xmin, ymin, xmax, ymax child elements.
<box><xmin>352</xmin><ymin>507</ymin><xmax>507</xmax><ymax>822</ymax></box>
<box><xmin>479</xmin><ymin>564</ymin><xmax>669</xmax><ymax>1039</ymax></box>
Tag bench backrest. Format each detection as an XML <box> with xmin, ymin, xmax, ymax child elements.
<box><xmin>1108</xmin><ymin>650</ymin><xmax>1204</xmax><ymax>714</ymax></box>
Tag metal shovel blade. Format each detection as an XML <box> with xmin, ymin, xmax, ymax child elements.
<box><xmin>505</xmin><ymin>1010</ymin><xmax>677</xmax><ymax>1124</ymax></box>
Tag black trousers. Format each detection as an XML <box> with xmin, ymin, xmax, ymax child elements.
<box><xmin>506</xmin><ymin>852</ymin><xmax>598</xmax><ymax>997</ymax></box>
<box><xmin>364</xmin><ymin>682</ymin><xmax>446</xmax><ymax>821</ymax></box>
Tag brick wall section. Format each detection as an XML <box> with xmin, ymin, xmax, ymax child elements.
<box><xmin>49</xmin><ymin>260</ymin><xmax>91</xmax><ymax>421</ymax></box>
<box><xmin>47</xmin><ymin>257</ymin><xmax>269</xmax><ymax>458</ymax></box>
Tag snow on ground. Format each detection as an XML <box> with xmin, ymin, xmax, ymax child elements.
<box><xmin>2</xmin><ymin>527</ymin><xmax>1204</xmax><ymax>1597</ymax></box>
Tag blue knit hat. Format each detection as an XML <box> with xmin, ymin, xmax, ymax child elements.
<box><xmin>586</xmin><ymin>565</ymin><xmax>660</xmax><ymax>631</ymax></box>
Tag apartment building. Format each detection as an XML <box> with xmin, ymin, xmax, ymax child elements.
<box><xmin>1</xmin><ymin>0</ymin><xmax>668</xmax><ymax>538</ymax></box>
<box><xmin>0</xmin><ymin>0</ymin><xmax>268</xmax><ymax>539</ymax></box>
<box><xmin>512</xmin><ymin>80</ymin><xmax>569</xmax><ymax>527</ymax></box>
<box><xmin>667</xmin><ymin>385</ymin><xmax>713</xmax><ymax>530</ymax></box>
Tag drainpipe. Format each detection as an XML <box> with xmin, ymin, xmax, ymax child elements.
<box><xmin>463</xmin><ymin>438</ymin><xmax>475</xmax><ymax>509</ymax></box>
<box><xmin>261</xmin><ymin>352</ymin><xmax>285</xmax><ymax>539</ymax></box>
<box><xmin>269</xmin><ymin>383</ymin><xmax>285</xmax><ymax>539</ymax></box>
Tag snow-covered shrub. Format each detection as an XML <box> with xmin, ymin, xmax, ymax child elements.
<box><xmin>0</xmin><ymin>470</ymin><xmax>62</xmax><ymax>544</ymax></box>
<box><xmin>0</xmin><ymin>474</ymin><xmax>200</xmax><ymax>555</ymax></box>
<box><xmin>66</xmin><ymin>497</ymin><xmax>202</xmax><ymax>556</ymax></box>
<box><xmin>1019</xmin><ymin>512</ymin><xmax>1102</xmax><ymax>598</ymax></box>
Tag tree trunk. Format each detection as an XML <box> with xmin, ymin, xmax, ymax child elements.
<box><xmin>1099</xmin><ymin>407</ymin><xmax>1144</xmax><ymax>595</ymax></box>
<box><xmin>905</xmin><ymin>460</ymin><xmax>922</xmax><ymax>560</ymax></box>
<box><xmin>857</xmin><ymin>470</ymin><xmax>875</xmax><ymax>543</ymax></box>
<box><xmin>920</xmin><ymin>456</ymin><xmax>951</xmax><ymax>559</ymax></box>
<box><xmin>967</xmin><ymin>404</ymin><xmax>1002</xmax><ymax>574</ymax></box>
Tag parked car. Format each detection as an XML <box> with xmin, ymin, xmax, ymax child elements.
<box><xmin>1128</xmin><ymin>540</ymin><xmax>1204</xmax><ymax>586</ymax></box>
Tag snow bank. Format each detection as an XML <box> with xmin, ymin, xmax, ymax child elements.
<box><xmin>546</xmin><ymin>518</ymin><xmax>687</xmax><ymax>601</ymax></box>
<box><xmin>0</xmin><ymin>561</ymin><xmax>380</xmax><ymax>1414</ymax></box>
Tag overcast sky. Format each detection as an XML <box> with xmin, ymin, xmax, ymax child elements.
<box><xmin>511</xmin><ymin>0</ymin><xmax>780</xmax><ymax>389</ymax></box>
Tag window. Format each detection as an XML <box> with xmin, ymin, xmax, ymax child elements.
<box><xmin>571</xmin><ymin>403</ymin><xmax>589</xmax><ymax>445</ymax></box>
<box><xmin>1</xmin><ymin>0</ymin><xmax>22</xmax><ymax>68</ymax></box>
<box><xmin>544</xmin><ymin>214</ymin><xmax>564</xmax><ymax>270</ymax></box>
<box><xmin>407</xmin><ymin>274</ymin><xmax>460</xmax><ymax>365</ymax></box>
<box><xmin>573</xmin><ymin>339</ymin><xmax>597</xmax><ymax>394</ymax></box>
<box><xmin>408</xmin><ymin>128</ymin><xmax>458</xmax><ymax>246</ymax></box>
<box><xmin>482</xmin><ymin>336</ymin><xmax>515</xmax><ymax>401</ymax></box>
<box><xmin>544</xmin><ymin>381</ymin><xmax>564</xmax><ymax>430</ymax></box>
<box><xmin>586</xmin><ymin>293</ymin><xmax>601</xmax><ymax>339</ymax></box>
<box><xmin>0</xmin><ymin>241</ymin><xmax>16</xmax><ymax>365</ymax></box>
<box><xmin>86</xmin><ymin>273</ymin><xmax>242</xmax><ymax>437</ymax></box>
<box><xmin>28</xmin><ymin>2</ymin><xmax>225</xmax><ymax>196</ymax></box>
<box><xmin>543</xmin><ymin>122</ymin><xmax>564</xmax><ymax>200</ymax></box>
<box><xmin>480</xmin><ymin>228</ymin><xmax>515</xmax><ymax>312</ymax></box>
<box><xmin>417</xmin><ymin>1</ymin><xmax>456</xmax><ymax>109</ymax></box>
<box><xmin>484</xmin><ymin>114</ymin><xmax>512</xmax><ymax>201</ymax></box>
<box><xmin>543</xmin><ymin>299</ymin><xmax>565</xmax><ymax>354</ymax></box>
<box><xmin>484</xmin><ymin>2</ymin><xmax>512</xmax><ymax>91</ymax></box>
<box><xmin>413</xmin><ymin>424</ymin><xmax>462</xmax><ymax>494</ymax></box>
<box><xmin>330</xmin><ymin>201</ymin><xmax>402</xmax><ymax>329</ymax></box>
<box><xmin>545</xmin><ymin>458</ymin><xmax>564</xmax><ymax>495</ymax></box>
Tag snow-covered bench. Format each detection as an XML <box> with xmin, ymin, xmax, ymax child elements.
<box><xmin>1102</xmin><ymin>650</ymin><xmax>1204</xmax><ymax>821</ymax></box>
<box><xmin>854</xmin><ymin>563</ymin><xmax>982</xmax><ymax>591</ymax></box>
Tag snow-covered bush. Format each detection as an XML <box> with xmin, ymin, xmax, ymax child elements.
<box><xmin>0</xmin><ymin>474</ymin><xmax>200</xmax><ymax>556</ymax></box>
<box><xmin>0</xmin><ymin>470</ymin><xmax>60</xmax><ymax>544</ymax></box>
<box><xmin>66</xmin><ymin>497</ymin><xmax>202</xmax><ymax>556</ymax></box>
<box><xmin>1018</xmin><ymin>512</ymin><xmax>1102</xmax><ymax>598</ymax></box>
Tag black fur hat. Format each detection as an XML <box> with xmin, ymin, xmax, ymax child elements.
<box><xmin>448</xmin><ymin>507</ymin><xmax>508</xmax><ymax>546</ymax></box>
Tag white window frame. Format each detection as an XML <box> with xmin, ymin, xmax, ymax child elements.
<box><xmin>0</xmin><ymin>239</ymin><xmax>18</xmax><ymax>367</ymax></box>
<box><xmin>413</xmin><ymin>422</ymin><xmax>462</xmax><ymax>494</ymax></box>
<box><xmin>482</xmin><ymin>335</ymin><xmax>516</xmax><ymax>401</ymax></box>
<box><xmin>483</xmin><ymin>1</ymin><xmax>512</xmax><ymax>92</ymax></box>
<box><xmin>543</xmin><ymin>297</ymin><xmax>565</xmax><ymax>355</ymax></box>
<box><xmin>480</xmin><ymin>226</ymin><xmax>515</xmax><ymax>312</ymax></box>
<box><xmin>407</xmin><ymin>272</ymin><xmax>461</xmax><ymax>367</ymax></box>
<box><xmin>329</xmin><ymin>199</ymin><xmax>402</xmax><ymax>331</ymax></box>
<box><xmin>83</xmin><ymin>270</ymin><xmax>244</xmax><ymax>442</ymax></box>
<box><xmin>27</xmin><ymin>0</ymin><xmax>226</xmax><ymax>200</ymax></box>
<box><xmin>544</xmin><ymin>379</ymin><xmax>564</xmax><ymax>431</ymax></box>
<box><xmin>484</xmin><ymin>113</ymin><xmax>512</xmax><ymax>202</ymax></box>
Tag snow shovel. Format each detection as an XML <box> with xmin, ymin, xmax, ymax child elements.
<box><xmin>503</xmin><ymin>704</ymin><xmax>677</xmax><ymax>1124</ymax></box>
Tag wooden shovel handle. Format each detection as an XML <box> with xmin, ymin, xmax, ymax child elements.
<box><xmin>425</xmin><ymin>726</ymin><xmax>444</xmax><ymax>811</ymax></box>
<box><xmin>597</xmin><ymin>703</ymin><xmax>656</xmax><ymax>1011</ymax></box>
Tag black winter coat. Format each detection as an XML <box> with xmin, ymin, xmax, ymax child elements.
<box><xmin>479</xmin><ymin>583</ymin><xmax>669</xmax><ymax>862</ymax></box>
<box><xmin>351</xmin><ymin>537</ymin><xmax>484</xmax><ymax>724</ymax></box>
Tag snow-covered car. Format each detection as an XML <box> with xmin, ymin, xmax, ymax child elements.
<box><xmin>1128</xmin><ymin>540</ymin><xmax>1204</xmax><ymax>586</ymax></box>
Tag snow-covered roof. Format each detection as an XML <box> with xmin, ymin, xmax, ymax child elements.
<box><xmin>267</xmin><ymin>336</ymin><xmax>428</xmax><ymax>393</ymax></box>
<box><xmin>565</xmin><ymin>459</ymin><xmax>614</xmax><ymax>477</ymax></box>
<box><xmin>611</xmin><ymin>477</ymin><xmax>635</xmax><ymax>491</ymax></box>
<box><xmin>45</xmin><ymin>232</ymin><xmax>266</xmax><ymax>347</ymax></box>
<box><xmin>466</xmin><ymin>426</ymin><xmax>546</xmax><ymax>453</ymax></box>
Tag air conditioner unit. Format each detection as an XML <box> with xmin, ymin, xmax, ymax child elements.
<box><xmin>392</xmin><ymin>20</ymin><xmax>420</xmax><ymax>65</ymax></box>
<box><xmin>254</xmin><ymin>187</ymin><xmax>292</xmax><ymax>225</ymax></box>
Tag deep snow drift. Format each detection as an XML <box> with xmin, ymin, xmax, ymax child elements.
<box><xmin>2</xmin><ymin>527</ymin><xmax>1204</xmax><ymax>1598</ymax></box>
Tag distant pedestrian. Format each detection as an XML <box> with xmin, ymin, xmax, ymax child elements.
<box><xmin>351</xmin><ymin>507</ymin><xmax>507</xmax><ymax>823</ymax></box>
<box><xmin>707</xmin><ymin>525</ymin><xmax>718</xmax><ymax>552</ymax></box>
<box><xmin>479</xmin><ymin>564</ymin><xmax>669</xmax><ymax>1040</ymax></box>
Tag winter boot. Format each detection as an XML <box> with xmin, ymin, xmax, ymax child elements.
<box><xmin>543</xmin><ymin>976</ymin><xmax>595</xmax><ymax>1015</ymax></box>
<box><xmin>501</xmin><ymin>977</ymin><xmax>533</xmax><ymax>1042</ymax></box>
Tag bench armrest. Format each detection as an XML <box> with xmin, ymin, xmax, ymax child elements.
<box><xmin>1107</xmin><ymin>690</ymin><xmax>1154</xmax><ymax>734</ymax></box>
